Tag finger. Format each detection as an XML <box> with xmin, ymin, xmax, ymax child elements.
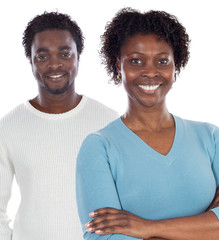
<box><xmin>94</xmin><ymin>225</ymin><xmax>129</xmax><ymax>235</ymax></box>
<box><xmin>89</xmin><ymin>207</ymin><xmax>122</xmax><ymax>217</ymax></box>
<box><xmin>88</xmin><ymin>217</ymin><xmax>129</xmax><ymax>232</ymax></box>
<box><xmin>86</xmin><ymin>212</ymin><xmax>127</xmax><ymax>228</ymax></box>
<box><xmin>93</xmin><ymin>222</ymin><xmax>149</xmax><ymax>239</ymax></box>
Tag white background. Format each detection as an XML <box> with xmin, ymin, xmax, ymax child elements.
<box><xmin>1</xmin><ymin>0</ymin><xmax>218</xmax><ymax>225</ymax></box>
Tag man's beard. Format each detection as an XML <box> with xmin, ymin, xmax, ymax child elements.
<box><xmin>41</xmin><ymin>69</ymin><xmax>72</xmax><ymax>95</ymax></box>
<box><xmin>43</xmin><ymin>81</ymin><xmax>71</xmax><ymax>95</ymax></box>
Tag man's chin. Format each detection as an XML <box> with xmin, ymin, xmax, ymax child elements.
<box><xmin>44</xmin><ymin>83</ymin><xmax>70</xmax><ymax>95</ymax></box>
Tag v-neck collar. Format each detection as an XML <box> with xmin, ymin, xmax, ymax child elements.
<box><xmin>115</xmin><ymin>115</ymin><xmax>182</xmax><ymax>166</ymax></box>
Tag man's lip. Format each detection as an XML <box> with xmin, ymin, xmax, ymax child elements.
<box><xmin>43</xmin><ymin>70</ymin><xmax>67</xmax><ymax>77</ymax></box>
<box><xmin>43</xmin><ymin>72</ymin><xmax>68</xmax><ymax>83</ymax></box>
<box><xmin>48</xmin><ymin>74</ymin><xmax>65</xmax><ymax>79</ymax></box>
<box><xmin>46</xmin><ymin>72</ymin><xmax>66</xmax><ymax>77</ymax></box>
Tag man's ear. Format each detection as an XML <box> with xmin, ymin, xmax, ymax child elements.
<box><xmin>29</xmin><ymin>54</ymin><xmax>33</xmax><ymax>65</ymax></box>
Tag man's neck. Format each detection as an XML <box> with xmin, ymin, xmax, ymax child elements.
<box><xmin>29</xmin><ymin>90</ymin><xmax>82</xmax><ymax>114</ymax></box>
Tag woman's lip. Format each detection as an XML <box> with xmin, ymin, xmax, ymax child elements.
<box><xmin>138</xmin><ymin>84</ymin><xmax>160</xmax><ymax>91</ymax></box>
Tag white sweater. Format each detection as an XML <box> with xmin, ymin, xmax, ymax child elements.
<box><xmin>0</xmin><ymin>96</ymin><xmax>118</xmax><ymax>240</ymax></box>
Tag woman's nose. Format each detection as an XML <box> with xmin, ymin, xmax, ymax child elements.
<box><xmin>141</xmin><ymin>64</ymin><xmax>159</xmax><ymax>79</ymax></box>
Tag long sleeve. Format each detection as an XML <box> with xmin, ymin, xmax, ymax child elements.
<box><xmin>76</xmin><ymin>134</ymin><xmax>141</xmax><ymax>240</ymax></box>
<box><xmin>0</xmin><ymin>139</ymin><xmax>14</xmax><ymax>240</ymax></box>
<box><xmin>210</xmin><ymin>124</ymin><xmax>219</xmax><ymax>218</ymax></box>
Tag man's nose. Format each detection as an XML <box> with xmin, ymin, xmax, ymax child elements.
<box><xmin>48</xmin><ymin>56</ymin><xmax>63</xmax><ymax>69</ymax></box>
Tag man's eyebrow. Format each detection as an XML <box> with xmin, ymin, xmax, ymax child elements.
<box><xmin>36</xmin><ymin>48</ymin><xmax>49</xmax><ymax>53</ymax></box>
<box><xmin>36</xmin><ymin>46</ymin><xmax>72</xmax><ymax>54</ymax></box>
<box><xmin>59</xmin><ymin>46</ymin><xmax>72</xmax><ymax>51</ymax></box>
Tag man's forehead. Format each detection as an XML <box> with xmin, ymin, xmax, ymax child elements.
<box><xmin>31</xmin><ymin>29</ymin><xmax>76</xmax><ymax>51</ymax></box>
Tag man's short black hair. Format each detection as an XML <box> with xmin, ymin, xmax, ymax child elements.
<box><xmin>23</xmin><ymin>11</ymin><xmax>84</xmax><ymax>59</ymax></box>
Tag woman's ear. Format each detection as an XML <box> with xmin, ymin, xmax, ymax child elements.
<box><xmin>116</xmin><ymin>58</ymin><xmax>121</xmax><ymax>74</ymax></box>
<box><xmin>116</xmin><ymin>58</ymin><xmax>122</xmax><ymax>81</ymax></box>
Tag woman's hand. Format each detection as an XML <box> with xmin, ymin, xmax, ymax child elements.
<box><xmin>85</xmin><ymin>207</ymin><xmax>156</xmax><ymax>239</ymax></box>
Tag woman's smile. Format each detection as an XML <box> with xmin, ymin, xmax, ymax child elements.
<box><xmin>138</xmin><ymin>84</ymin><xmax>161</xmax><ymax>94</ymax></box>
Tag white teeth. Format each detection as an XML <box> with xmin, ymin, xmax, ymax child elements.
<box><xmin>49</xmin><ymin>74</ymin><xmax>63</xmax><ymax>78</ymax></box>
<box><xmin>138</xmin><ymin>84</ymin><xmax>160</xmax><ymax>91</ymax></box>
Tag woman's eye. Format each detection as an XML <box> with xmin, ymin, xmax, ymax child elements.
<box><xmin>158</xmin><ymin>59</ymin><xmax>169</xmax><ymax>64</ymax></box>
<box><xmin>130</xmin><ymin>59</ymin><xmax>143</xmax><ymax>65</ymax></box>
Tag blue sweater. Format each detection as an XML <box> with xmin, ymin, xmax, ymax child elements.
<box><xmin>76</xmin><ymin>116</ymin><xmax>219</xmax><ymax>239</ymax></box>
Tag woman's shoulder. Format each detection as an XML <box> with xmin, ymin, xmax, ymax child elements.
<box><xmin>174</xmin><ymin>115</ymin><xmax>219</xmax><ymax>137</ymax></box>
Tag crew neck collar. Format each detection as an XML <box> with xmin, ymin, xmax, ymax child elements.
<box><xmin>25</xmin><ymin>95</ymin><xmax>87</xmax><ymax>120</ymax></box>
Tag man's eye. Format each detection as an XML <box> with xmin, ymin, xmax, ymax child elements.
<box><xmin>61</xmin><ymin>52</ymin><xmax>71</xmax><ymax>58</ymax></box>
<box><xmin>130</xmin><ymin>59</ymin><xmax>143</xmax><ymax>64</ymax></box>
<box><xmin>37</xmin><ymin>55</ymin><xmax>47</xmax><ymax>61</ymax></box>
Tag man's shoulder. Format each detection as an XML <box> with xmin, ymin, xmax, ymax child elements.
<box><xmin>0</xmin><ymin>102</ymin><xmax>27</xmax><ymax>127</ymax></box>
<box><xmin>83</xmin><ymin>96</ymin><xmax>118</xmax><ymax>118</ymax></box>
<box><xmin>85</xmin><ymin>118</ymin><xmax>120</xmax><ymax>142</ymax></box>
<box><xmin>85</xmin><ymin>97</ymin><xmax>117</xmax><ymax>112</ymax></box>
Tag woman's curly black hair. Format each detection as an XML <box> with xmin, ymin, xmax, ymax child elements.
<box><xmin>100</xmin><ymin>8</ymin><xmax>190</xmax><ymax>84</ymax></box>
<box><xmin>23</xmin><ymin>11</ymin><xmax>84</xmax><ymax>60</ymax></box>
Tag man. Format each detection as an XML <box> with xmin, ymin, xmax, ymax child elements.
<box><xmin>0</xmin><ymin>12</ymin><xmax>118</xmax><ymax>240</ymax></box>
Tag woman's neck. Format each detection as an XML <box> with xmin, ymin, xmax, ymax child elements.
<box><xmin>122</xmin><ymin>103</ymin><xmax>173</xmax><ymax>132</ymax></box>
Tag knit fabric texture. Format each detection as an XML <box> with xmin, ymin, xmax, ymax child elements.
<box><xmin>0</xmin><ymin>96</ymin><xmax>118</xmax><ymax>240</ymax></box>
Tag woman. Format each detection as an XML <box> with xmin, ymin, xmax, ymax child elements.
<box><xmin>76</xmin><ymin>8</ymin><xmax>219</xmax><ymax>239</ymax></box>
